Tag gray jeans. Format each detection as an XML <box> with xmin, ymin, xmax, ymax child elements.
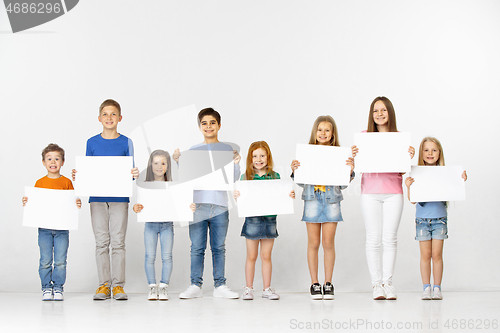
<box><xmin>90</xmin><ymin>202</ymin><xmax>128</xmax><ymax>287</ymax></box>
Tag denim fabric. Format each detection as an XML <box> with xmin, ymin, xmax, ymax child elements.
<box><xmin>292</xmin><ymin>172</ymin><xmax>355</xmax><ymax>204</ymax></box>
<box><xmin>144</xmin><ymin>222</ymin><xmax>174</xmax><ymax>285</ymax></box>
<box><xmin>189</xmin><ymin>204</ymin><xmax>229</xmax><ymax>288</ymax></box>
<box><xmin>302</xmin><ymin>191</ymin><xmax>343</xmax><ymax>222</ymax></box>
<box><xmin>38</xmin><ymin>228</ymin><xmax>69</xmax><ymax>291</ymax></box>
<box><xmin>415</xmin><ymin>217</ymin><xmax>448</xmax><ymax>241</ymax></box>
<box><xmin>240</xmin><ymin>216</ymin><xmax>278</xmax><ymax>240</ymax></box>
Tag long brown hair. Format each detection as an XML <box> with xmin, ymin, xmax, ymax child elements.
<box><xmin>244</xmin><ymin>141</ymin><xmax>276</xmax><ymax>180</ymax></box>
<box><xmin>367</xmin><ymin>96</ymin><xmax>398</xmax><ymax>132</ymax></box>
<box><xmin>418</xmin><ymin>137</ymin><xmax>445</xmax><ymax>166</ymax></box>
<box><xmin>309</xmin><ymin>115</ymin><xmax>340</xmax><ymax>146</ymax></box>
<box><xmin>145</xmin><ymin>150</ymin><xmax>172</xmax><ymax>181</ymax></box>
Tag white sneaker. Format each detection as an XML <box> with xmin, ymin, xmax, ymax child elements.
<box><xmin>148</xmin><ymin>284</ymin><xmax>158</xmax><ymax>301</ymax></box>
<box><xmin>158</xmin><ymin>283</ymin><xmax>169</xmax><ymax>301</ymax></box>
<box><xmin>422</xmin><ymin>286</ymin><xmax>432</xmax><ymax>300</ymax></box>
<box><xmin>213</xmin><ymin>285</ymin><xmax>239</xmax><ymax>299</ymax></box>
<box><xmin>242</xmin><ymin>286</ymin><xmax>254</xmax><ymax>300</ymax></box>
<box><xmin>373</xmin><ymin>283</ymin><xmax>386</xmax><ymax>300</ymax></box>
<box><xmin>53</xmin><ymin>290</ymin><xmax>64</xmax><ymax>301</ymax></box>
<box><xmin>383</xmin><ymin>284</ymin><xmax>397</xmax><ymax>300</ymax></box>
<box><xmin>432</xmin><ymin>286</ymin><xmax>443</xmax><ymax>300</ymax></box>
<box><xmin>262</xmin><ymin>287</ymin><xmax>280</xmax><ymax>300</ymax></box>
<box><xmin>42</xmin><ymin>289</ymin><xmax>53</xmax><ymax>301</ymax></box>
<box><xmin>179</xmin><ymin>285</ymin><xmax>203</xmax><ymax>299</ymax></box>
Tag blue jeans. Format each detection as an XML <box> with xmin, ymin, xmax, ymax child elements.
<box><xmin>189</xmin><ymin>204</ymin><xmax>229</xmax><ymax>288</ymax></box>
<box><xmin>144</xmin><ymin>222</ymin><xmax>174</xmax><ymax>285</ymax></box>
<box><xmin>38</xmin><ymin>228</ymin><xmax>69</xmax><ymax>291</ymax></box>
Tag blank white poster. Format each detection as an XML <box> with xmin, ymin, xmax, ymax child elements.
<box><xmin>409</xmin><ymin>166</ymin><xmax>466</xmax><ymax>202</ymax></box>
<box><xmin>235</xmin><ymin>179</ymin><xmax>294</xmax><ymax>217</ymax></box>
<box><xmin>178</xmin><ymin>150</ymin><xmax>234</xmax><ymax>190</ymax></box>
<box><xmin>136</xmin><ymin>182</ymin><xmax>193</xmax><ymax>222</ymax></box>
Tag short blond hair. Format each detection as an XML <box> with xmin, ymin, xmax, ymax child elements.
<box><xmin>99</xmin><ymin>99</ymin><xmax>121</xmax><ymax>116</ymax></box>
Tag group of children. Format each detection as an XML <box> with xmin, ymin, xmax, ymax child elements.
<box><xmin>22</xmin><ymin>97</ymin><xmax>466</xmax><ymax>302</ymax></box>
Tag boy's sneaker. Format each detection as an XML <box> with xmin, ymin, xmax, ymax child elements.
<box><xmin>179</xmin><ymin>285</ymin><xmax>203</xmax><ymax>299</ymax></box>
<box><xmin>213</xmin><ymin>285</ymin><xmax>239</xmax><ymax>299</ymax></box>
<box><xmin>383</xmin><ymin>284</ymin><xmax>397</xmax><ymax>300</ymax></box>
<box><xmin>112</xmin><ymin>286</ymin><xmax>128</xmax><ymax>300</ymax></box>
<box><xmin>323</xmin><ymin>282</ymin><xmax>334</xmax><ymax>300</ymax></box>
<box><xmin>432</xmin><ymin>286</ymin><xmax>443</xmax><ymax>300</ymax></box>
<box><xmin>242</xmin><ymin>286</ymin><xmax>254</xmax><ymax>300</ymax></box>
<box><xmin>53</xmin><ymin>290</ymin><xmax>64</xmax><ymax>301</ymax></box>
<box><xmin>42</xmin><ymin>289</ymin><xmax>53</xmax><ymax>301</ymax></box>
<box><xmin>310</xmin><ymin>283</ymin><xmax>322</xmax><ymax>300</ymax></box>
<box><xmin>93</xmin><ymin>283</ymin><xmax>111</xmax><ymax>300</ymax></box>
<box><xmin>148</xmin><ymin>284</ymin><xmax>158</xmax><ymax>301</ymax></box>
<box><xmin>262</xmin><ymin>287</ymin><xmax>280</xmax><ymax>300</ymax></box>
<box><xmin>158</xmin><ymin>283</ymin><xmax>169</xmax><ymax>301</ymax></box>
<box><xmin>422</xmin><ymin>286</ymin><xmax>432</xmax><ymax>300</ymax></box>
<box><xmin>373</xmin><ymin>283</ymin><xmax>386</xmax><ymax>300</ymax></box>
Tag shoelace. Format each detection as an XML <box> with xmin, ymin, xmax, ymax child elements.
<box><xmin>158</xmin><ymin>286</ymin><xmax>168</xmax><ymax>295</ymax></box>
<box><xmin>113</xmin><ymin>286</ymin><xmax>125</xmax><ymax>295</ymax></box>
<box><xmin>243</xmin><ymin>286</ymin><xmax>253</xmax><ymax>295</ymax></box>
<box><xmin>265</xmin><ymin>287</ymin><xmax>275</xmax><ymax>294</ymax></box>
<box><xmin>324</xmin><ymin>285</ymin><xmax>332</xmax><ymax>292</ymax></box>
<box><xmin>95</xmin><ymin>283</ymin><xmax>109</xmax><ymax>294</ymax></box>
<box><xmin>313</xmin><ymin>285</ymin><xmax>321</xmax><ymax>292</ymax></box>
<box><xmin>149</xmin><ymin>286</ymin><xmax>157</xmax><ymax>295</ymax></box>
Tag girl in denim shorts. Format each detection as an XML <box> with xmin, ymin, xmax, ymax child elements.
<box><xmin>405</xmin><ymin>137</ymin><xmax>467</xmax><ymax>301</ymax></box>
<box><xmin>291</xmin><ymin>116</ymin><xmax>355</xmax><ymax>300</ymax></box>
<box><xmin>234</xmin><ymin>141</ymin><xmax>295</xmax><ymax>301</ymax></box>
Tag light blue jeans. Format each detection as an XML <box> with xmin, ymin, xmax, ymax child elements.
<box><xmin>38</xmin><ymin>228</ymin><xmax>69</xmax><ymax>292</ymax></box>
<box><xmin>144</xmin><ymin>222</ymin><xmax>174</xmax><ymax>285</ymax></box>
<box><xmin>189</xmin><ymin>204</ymin><xmax>229</xmax><ymax>288</ymax></box>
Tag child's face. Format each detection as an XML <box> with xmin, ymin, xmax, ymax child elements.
<box><xmin>422</xmin><ymin>141</ymin><xmax>440</xmax><ymax>165</ymax></box>
<box><xmin>152</xmin><ymin>155</ymin><xmax>168</xmax><ymax>180</ymax></box>
<box><xmin>252</xmin><ymin>148</ymin><xmax>268</xmax><ymax>171</ymax></box>
<box><xmin>316</xmin><ymin>121</ymin><xmax>333</xmax><ymax>145</ymax></box>
<box><xmin>199</xmin><ymin>115</ymin><xmax>220</xmax><ymax>140</ymax></box>
<box><xmin>42</xmin><ymin>151</ymin><xmax>64</xmax><ymax>176</ymax></box>
<box><xmin>98</xmin><ymin>106</ymin><xmax>122</xmax><ymax>131</ymax></box>
<box><xmin>372</xmin><ymin>100</ymin><xmax>388</xmax><ymax>127</ymax></box>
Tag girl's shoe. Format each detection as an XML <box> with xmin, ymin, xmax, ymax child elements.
<box><xmin>383</xmin><ymin>284</ymin><xmax>397</xmax><ymax>300</ymax></box>
<box><xmin>373</xmin><ymin>283</ymin><xmax>386</xmax><ymax>300</ymax></box>
<box><xmin>432</xmin><ymin>287</ymin><xmax>443</xmax><ymax>300</ymax></box>
<box><xmin>262</xmin><ymin>287</ymin><xmax>280</xmax><ymax>300</ymax></box>
<box><xmin>422</xmin><ymin>286</ymin><xmax>432</xmax><ymax>300</ymax></box>
<box><xmin>310</xmin><ymin>283</ymin><xmax>323</xmax><ymax>300</ymax></box>
<box><xmin>242</xmin><ymin>286</ymin><xmax>254</xmax><ymax>300</ymax></box>
<box><xmin>158</xmin><ymin>283</ymin><xmax>169</xmax><ymax>301</ymax></box>
<box><xmin>148</xmin><ymin>284</ymin><xmax>158</xmax><ymax>301</ymax></box>
<box><xmin>323</xmin><ymin>282</ymin><xmax>334</xmax><ymax>300</ymax></box>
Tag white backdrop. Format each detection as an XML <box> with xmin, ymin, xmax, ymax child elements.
<box><xmin>1</xmin><ymin>0</ymin><xmax>499</xmax><ymax>294</ymax></box>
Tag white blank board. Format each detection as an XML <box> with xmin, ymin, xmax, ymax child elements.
<box><xmin>235</xmin><ymin>179</ymin><xmax>294</xmax><ymax>217</ymax></box>
<box><xmin>136</xmin><ymin>183</ymin><xmax>193</xmax><ymax>222</ymax></box>
<box><xmin>178</xmin><ymin>150</ymin><xmax>234</xmax><ymax>190</ymax></box>
<box><xmin>409</xmin><ymin>166</ymin><xmax>466</xmax><ymax>202</ymax></box>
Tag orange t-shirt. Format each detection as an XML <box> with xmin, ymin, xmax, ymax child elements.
<box><xmin>34</xmin><ymin>175</ymin><xmax>74</xmax><ymax>190</ymax></box>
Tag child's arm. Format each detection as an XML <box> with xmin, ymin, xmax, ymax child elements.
<box><xmin>71</xmin><ymin>169</ymin><xmax>76</xmax><ymax>181</ymax></box>
<box><xmin>409</xmin><ymin>146</ymin><xmax>415</xmax><ymax>159</ymax></box>
<box><xmin>351</xmin><ymin>145</ymin><xmax>358</xmax><ymax>157</ymax></box>
<box><xmin>133</xmin><ymin>204</ymin><xmax>144</xmax><ymax>213</ymax></box>
<box><xmin>76</xmin><ymin>198</ymin><xmax>82</xmax><ymax>209</ymax></box>
<box><xmin>22</xmin><ymin>196</ymin><xmax>27</xmax><ymax>206</ymax></box>
<box><xmin>462</xmin><ymin>170</ymin><xmax>467</xmax><ymax>181</ymax></box>
<box><xmin>233</xmin><ymin>190</ymin><xmax>240</xmax><ymax>201</ymax></box>
<box><xmin>290</xmin><ymin>190</ymin><xmax>295</xmax><ymax>199</ymax></box>
<box><xmin>173</xmin><ymin>148</ymin><xmax>180</xmax><ymax>163</ymax></box>
<box><xmin>233</xmin><ymin>150</ymin><xmax>241</xmax><ymax>165</ymax></box>
<box><xmin>131</xmin><ymin>167</ymin><xmax>139</xmax><ymax>180</ymax></box>
<box><xmin>190</xmin><ymin>203</ymin><xmax>196</xmax><ymax>212</ymax></box>
<box><xmin>404</xmin><ymin>177</ymin><xmax>415</xmax><ymax>204</ymax></box>
<box><xmin>290</xmin><ymin>160</ymin><xmax>300</xmax><ymax>174</ymax></box>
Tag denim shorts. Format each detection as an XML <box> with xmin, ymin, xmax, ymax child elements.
<box><xmin>302</xmin><ymin>191</ymin><xmax>343</xmax><ymax>223</ymax></box>
<box><xmin>415</xmin><ymin>217</ymin><xmax>448</xmax><ymax>241</ymax></box>
<box><xmin>241</xmin><ymin>216</ymin><xmax>278</xmax><ymax>240</ymax></box>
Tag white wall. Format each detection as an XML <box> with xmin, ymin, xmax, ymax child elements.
<box><xmin>1</xmin><ymin>0</ymin><xmax>499</xmax><ymax>293</ymax></box>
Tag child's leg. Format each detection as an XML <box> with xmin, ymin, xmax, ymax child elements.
<box><xmin>419</xmin><ymin>240</ymin><xmax>432</xmax><ymax>285</ymax></box>
<box><xmin>144</xmin><ymin>223</ymin><xmax>159</xmax><ymax>285</ymax></box>
<box><xmin>90</xmin><ymin>202</ymin><xmax>111</xmax><ymax>287</ymax></box>
<box><xmin>360</xmin><ymin>194</ymin><xmax>383</xmax><ymax>285</ymax></box>
<box><xmin>321</xmin><ymin>222</ymin><xmax>338</xmax><ymax>283</ymax></box>
<box><xmin>245</xmin><ymin>239</ymin><xmax>260</xmax><ymax>287</ymax></box>
<box><xmin>38</xmin><ymin>228</ymin><xmax>55</xmax><ymax>290</ymax></box>
<box><xmin>52</xmin><ymin>230</ymin><xmax>69</xmax><ymax>292</ymax></box>
<box><xmin>159</xmin><ymin>222</ymin><xmax>174</xmax><ymax>284</ymax></box>
<box><xmin>306</xmin><ymin>223</ymin><xmax>322</xmax><ymax>284</ymax></box>
<box><xmin>260</xmin><ymin>239</ymin><xmax>275</xmax><ymax>289</ymax></box>
<box><xmin>108</xmin><ymin>202</ymin><xmax>128</xmax><ymax>288</ymax></box>
<box><xmin>431</xmin><ymin>239</ymin><xmax>444</xmax><ymax>286</ymax></box>
<box><xmin>380</xmin><ymin>194</ymin><xmax>403</xmax><ymax>285</ymax></box>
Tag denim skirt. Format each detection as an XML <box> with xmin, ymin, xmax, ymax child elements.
<box><xmin>302</xmin><ymin>191</ymin><xmax>343</xmax><ymax>223</ymax></box>
<box><xmin>415</xmin><ymin>217</ymin><xmax>448</xmax><ymax>241</ymax></box>
<box><xmin>241</xmin><ymin>216</ymin><xmax>278</xmax><ymax>240</ymax></box>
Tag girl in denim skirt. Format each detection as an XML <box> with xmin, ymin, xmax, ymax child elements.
<box><xmin>405</xmin><ymin>137</ymin><xmax>467</xmax><ymax>300</ymax></box>
<box><xmin>234</xmin><ymin>141</ymin><xmax>295</xmax><ymax>301</ymax></box>
<box><xmin>291</xmin><ymin>116</ymin><xmax>355</xmax><ymax>300</ymax></box>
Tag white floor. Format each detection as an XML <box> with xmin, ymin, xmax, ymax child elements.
<box><xmin>1</xmin><ymin>291</ymin><xmax>498</xmax><ymax>333</ymax></box>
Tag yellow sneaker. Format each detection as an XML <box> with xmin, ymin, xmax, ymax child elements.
<box><xmin>93</xmin><ymin>283</ymin><xmax>110</xmax><ymax>300</ymax></box>
<box><xmin>113</xmin><ymin>286</ymin><xmax>128</xmax><ymax>300</ymax></box>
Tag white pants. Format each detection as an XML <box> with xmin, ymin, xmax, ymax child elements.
<box><xmin>361</xmin><ymin>194</ymin><xmax>403</xmax><ymax>286</ymax></box>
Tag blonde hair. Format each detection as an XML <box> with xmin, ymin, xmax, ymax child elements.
<box><xmin>418</xmin><ymin>137</ymin><xmax>445</xmax><ymax>166</ymax></box>
<box><xmin>367</xmin><ymin>96</ymin><xmax>398</xmax><ymax>132</ymax></box>
<box><xmin>244</xmin><ymin>141</ymin><xmax>276</xmax><ymax>180</ymax></box>
<box><xmin>309</xmin><ymin>115</ymin><xmax>340</xmax><ymax>146</ymax></box>
<box><xmin>145</xmin><ymin>150</ymin><xmax>172</xmax><ymax>181</ymax></box>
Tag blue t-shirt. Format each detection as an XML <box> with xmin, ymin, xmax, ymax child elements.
<box><xmin>416</xmin><ymin>201</ymin><xmax>447</xmax><ymax>218</ymax></box>
<box><xmin>86</xmin><ymin>134</ymin><xmax>134</xmax><ymax>203</ymax></box>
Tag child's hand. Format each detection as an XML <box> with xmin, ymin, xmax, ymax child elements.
<box><xmin>233</xmin><ymin>190</ymin><xmax>241</xmax><ymax>200</ymax></box>
<box><xmin>409</xmin><ymin>146</ymin><xmax>415</xmax><ymax>159</ymax></box>
<box><xmin>291</xmin><ymin>160</ymin><xmax>300</xmax><ymax>173</ymax></box>
<box><xmin>405</xmin><ymin>177</ymin><xmax>414</xmax><ymax>188</ymax></box>
<box><xmin>72</xmin><ymin>169</ymin><xmax>77</xmax><ymax>181</ymax></box>
<box><xmin>462</xmin><ymin>170</ymin><xmax>467</xmax><ymax>181</ymax></box>
<box><xmin>133</xmin><ymin>204</ymin><xmax>144</xmax><ymax>213</ymax></box>
<box><xmin>351</xmin><ymin>145</ymin><xmax>358</xmax><ymax>158</ymax></box>
<box><xmin>190</xmin><ymin>203</ymin><xmax>196</xmax><ymax>212</ymax></box>
<box><xmin>173</xmin><ymin>148</ymin><xmax>180</xmax><ymax>163</ymax></box>
<box><xmin>76</xmin><ymin>198</ymin><xmax>82</xmax><ymax>209</ymax></box>
<box><xmin>233</xmin><ymin>150</ymin><xmax>241</xmax><ymax>165</ymax></box>
<box><xmin>346</xmin><ymin>157</ymin><xmax>355</xmax><ymax>173</ymax></box>
<box><xmin>131</xmin><ymin>167</ymin><xmax>139</xmax><ymax>180</ymax></box>
<box><xmin>22</xmin><ymin>196</ymin><xmax>28</xmax><ymax>206</ymax></box>
<box><xmin>289</xmin><ymin>190</ymin><xmax>295</xmax><ymax>199</ymax></box>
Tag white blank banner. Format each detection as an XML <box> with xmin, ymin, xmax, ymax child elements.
<box><xmin>136</xmin><ymin>183</ymin><xmax>193</xmax><ymax>222</ymax></box>
<box><xmin>23</xmin><ymin>187</ymin><xmax>79</xmax><ymax>230</ymax></box>
<box><xmin>409</xmin><ymin>166</ymin><xmax>466</xmax><ymax>202</ymax></box>
<box><xmin>294</xmin><ymin>144</ymin><xmax>351</xmax><ymax>186</ymax></box>
<box><xmin>75</xmin><ymin>156</ymin><xmax>133</xmax><ymax>197</ymax></box>
<box><xmin>354</xmin><ymin>132</ymin><xmax>411</xmax><ymax>173</ymax></box>
<box><xmin>235</xmin><ymin>180</ymin><xmax>294</xmax><ymax>217</ymax></box>
<box><xmin>178</xmin><ymin>150</ymin><xmax>234</xmax><ymax>190</ymax></box>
